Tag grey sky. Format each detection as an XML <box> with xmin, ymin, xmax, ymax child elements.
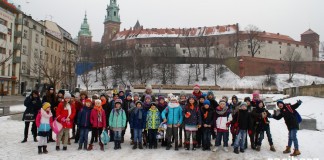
<box><xmin>13</xmin><ymin>0</ymin><xmax>323</xmax><ymax>42</ymax></box>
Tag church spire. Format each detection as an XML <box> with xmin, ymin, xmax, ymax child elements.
<box><xmin>78</xmin><ymin>11</ymin><xmax>92</xmax><ymax>37</ymax></box>
<box><xmin>105</xmin><ymin>0</ymin><xmax>121</xmax><ymax>23</ymax></box>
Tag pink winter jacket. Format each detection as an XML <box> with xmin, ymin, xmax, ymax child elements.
<box><xmin>90</xmin><ymin>109</ymin><xmax>106</xmax><ymax>128</ymax></box>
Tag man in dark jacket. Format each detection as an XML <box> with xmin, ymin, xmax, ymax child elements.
<box><xmin>21</xmin><ymin>90</ymin><xmax>42</xmax><ymax>143</ymax></box>
<box><xmin>273</xmin><ymin>99</ymin><xmax>302</xmax><ymax>157</ymax></box>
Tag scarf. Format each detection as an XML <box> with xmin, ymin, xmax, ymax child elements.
<box><xmin>216</xmin><ymin>106</ymin><xmax>228</xmax><ymax>115</ymax></box>
<box><xmin>189</xmin><ymin>104</ymin><xmax>194</xmax><ymax>110</ymax></box>
<box><xmin>101</xmin><ymin>99</ymin><xmax>107</xmax><ymax>105</ymax></box>
<box><xmin>203</xmin><ymin>109</ymin><xmax>208</xmax><ymax>119</ymax></box>
<box><xmin>169</xmin><ymin>102</ymin><xmax>179</xmax><ymax>108</ymax></box>
<box><xmin>64</xmin><ymin>103</ymin><xmax>71</xmax><ymax>117</ymax></box>
<box><xmin>94</xmin><ymin>105</ymin><xmax>103</xmax><ymax>113</ymax></box>
<box><xmin>192</xmin><ymin>91</ymin><xmax>202</xmax><ymax>99</ymax></box>
<box><xmin>134</xmin><ymin>107</ymin><xmax>143</xmax><ymax>120</ymax></box>
<box><xmin>41</xmin><ymin>108</ymin><xmax>53</xmax><ymax>118</ymax></box>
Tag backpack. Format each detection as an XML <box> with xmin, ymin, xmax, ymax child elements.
<box><xmin>286</xmin><ymin>104</ymin><xmax>302</xmax><ymax>124</ymax></box>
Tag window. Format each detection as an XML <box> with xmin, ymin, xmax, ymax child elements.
<box><xmin>24</xmin><ymin>20</ymin><xmax>29</xmax><ymax>26</ymax></box>
<box><xmin>114</xmin><ymin>12</ymin><xmax>116</xmax><ymax>16</ymax></box>
<box><xmin>35</xmin><ymin>34</ymin><xmax>39</xmax><ymax>43</ymax></box>
<box><xmin>51</xmin><ymin>55</ymin><xmax>53</xmax><ymax>63</ymax></box>
<box><xmin>22</xmin><ymin>45</ymin><xmax>27</xmax><ymax>55</ymax></box>
<box><xmin>51</xmin><ymin>41</ymin><xmax>53</xmax><ymax>49</ymax></box>
<box><xmin>248</xmin><ymin>45</ymin><xmax>251</xmax><ymax>49</ymax></box>
<box><xmin>41</xmin><ymin>38</ymin><xmax>43</xmax><ymax>46</ymax></box>
<box><xmin>248</xmin><ymin>51</ymin><xmax>250</xmax><ymax>54</ymax></box>
<box><xmin>182</xmin><ymin>49</ymin><xmax>186</xmax><ymax>54</ymax></box>
<box><xmin>0</xmin><ymin>47</ymin><xmax>5</xmax><ymax>54</ymax></box>
<box><xmin>0</xmin><ymin>18</ymin><xmax>7</xmax><ymax>26</ymax></box>
<box><xmin>22</xmin><ymin>62</ymin><xmax>26</xmax><ymax>70</ymax></box>
<box><xmin>287</xmin><ymin>43</ymin><xmax>291</xmax><ymax>46</ymax></box>
<box><xmin>55</xmin><ymin>43</ymin><xmax>57</xmax><ymax>51</ymax></box>
<box><xmin>280</xmin><ymin>50</ymin><xmax>281</xmax><ymax>54</ymax></box>
<box><xmin>296</xmin><ymin>44</ymin><xmax>299</xmax><ymax>47</ymax></box>
<box><xmin>0</xmin><ymin>33</ymin><xmax>6</xmax><ymax>40</ymax></box>
<box><xmin>259</xmin><ymin>51</ymin><xmax>260</xmax><ymax>54</ymax></box>
<box><xmin>268</xmin><ymin>40</ymin><xmax>272</xmax><ymax>44</ymax></box>
<box><xmin>47</xmin><ymin>39</ymin><xmax>49</xmax><ymax>47</ymax></box>
<box><xmin>40</xmin><ymin>51</ymin><xmax>43</xmax><ymax>60</ymax></box>
<box><xmin>33</xmin><ymin>25</ymin><xmax>36</xmax><ymax>30</ymax></box>
<box><xmin>279</xmin><ymin>42</ymin><xmax>282</xmax><ymax>45</ymax></box>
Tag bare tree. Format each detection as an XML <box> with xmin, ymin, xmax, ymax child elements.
<box><xmin>232</xmin><ymin>28</ymin><xmax>243</xmax><ymax>57</ymax></box>
<box><xmin>180</xmin><ymin>28</ymin><xmax>195</xmax><ymax>67</ymax></box>
<box><xmin>99</xmin><ymin>67</ymin><xmax>110</xmax><ymax>90</ymax></box>
<box><xmin>198</xmin><ymin>35</ymin><xmax>215</xmax><ymax>81</ymax></box>
<box><xmin>80</xmin><ymin>72</ymin><xmax>92</xmax><ymax>92</ymax></box>
<box><xmin>263</xmin><ymin>67</ymin><xmax>276</xmax><ymax>86</ymax></box>
<box><xmin>213</xmin><ymin>47</ymin><xmax>228</xmax><ymax>86</ymax></box>
<box><xmin>283</xmin><ymin>47</ymin><xmax>301</xmax><ymax>82</ymax></box>
<box><xmin>245</xmin><ymin>25</ymin><xmax>263</xmax><ymax>57</ymax></box>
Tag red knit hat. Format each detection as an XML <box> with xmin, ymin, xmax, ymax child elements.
<box><xmin>193</xmin><ymin>84</ymin><xmax>200</xmax><ymax>90</ymax></box>
<box><xmin>85</xmin><ymin>98</ymin><xmax>92</xmax><ymax>104</ymax></box>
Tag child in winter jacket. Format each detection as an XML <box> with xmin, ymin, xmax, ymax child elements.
<box><xmin>183</xmin><ymin>96</ymin><xmax>201</xmax><ymax>151</ymax></box>
<box><xmin>146</xmin><ymin>102</ymin><xmax>161</xmax><ymax>149</ymax></box>
<box><xmin>88</xmin><ymin>99</ymin><xmax>106</xmax><ymax>151</ymax></box>
<box><xmin>178</xmin><ymin>92</ymin><xmax>187</xmax><ymax>148</ymax></box>
<box><xmin>130</xmin><ymin>101</ymin><xmax>146</xmax><ymax>150</ymax></box>
<box><xmin>77</xmin><ymin>98</ymin><xmax>92</xmax><ymax>150</ymax></box>
<box><xmin>201</xmin><ymin>100</ymin><xmax>214</xmax><ymax>151</ymax></box>
<box><xmin>157</xmin><ymin>96</ymin><xmax>168</xmax><ymax>147</ymax></box>
<box><xmin>233</xmin><ymin>102</ymin><xmax>251</xmax><ymax>154</ymax></box>
<box><xmin>273</xmin><ymin>99</ymin><xmax>302</xmax><ymax>156</ymax></box>
<box><xmin>162</xmin><ymin>96</ymin><xmax>183</xmax><ymax>151</ymax></box>
<box><xmin>55</xmin><ymin>93</ymin><xmax>76</xmax><ymax>151</ymax></box>
<box><xmin>230</xmin><ymin>95</ymin><xmax>241</xmax><ymax>146</ymax></box>
<box><xmin>36</xmin><ymin>102</ymin><xmax>53</xmax><ymax>154</ymax></box>
<box><xmin>213</xmin><ymin>99</ymin><xmax>232</xmax><ymax>152</ymax></box>
<box><xmin>109</xmin><ymin>99</ymin><xmax>127</xmax><ymax>150</ymax></box>
<box><xmin>253</xmin><ymin>101</ymin><xmax>276</xmax><ymax>152</ymax></box>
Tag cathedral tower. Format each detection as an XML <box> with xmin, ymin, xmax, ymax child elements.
<box><xmin>101</xmin><ymin>0</ymin><xmax>121</xmax><ymax>45</ymax></box>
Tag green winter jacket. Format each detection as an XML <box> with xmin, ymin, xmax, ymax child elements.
<box><xmin>146</xmin><ymin>108</ymin><xmax>161</xmax><ymax>129</ymax></box>
<box><xmin>109</xmin><ymin>108</ymin><xmax>126</xmax><ymax>131</ymax></box>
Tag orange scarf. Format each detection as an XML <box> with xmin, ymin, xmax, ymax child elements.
<box><xmin>189</xmin><ymin>104</ymin><xmax>194</xmax><ymax>110</ymax></box>
<box><xmin>101</xmin><ymin>99</ymin><xmax>107</xmax><ymax>105</ymax></box>
<box><xmin>94</xmin><ymin>105</ymin><xmax>103</xmax><ymax>113</ymax></box>
<box><xmin>204</xmin><ymin>111</ymin><xmax>208</xmax><ymax>119</ymax></box>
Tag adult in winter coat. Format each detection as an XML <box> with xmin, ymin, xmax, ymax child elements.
<box><xmin>233</xmin><ymin>102</ymin><xmax>251</xmax><ymax>154</ymax></box>
<box><xmin>109</xmin><ymin>99</ymin><xmax>127</xmax><ymax>150</ymax></box>
<box><xmin>183</xmin><ymin>96</ymin><xmax>201</xmax><ymax>150</ymax></box>
<box><xmin>88</xmin><ymin>99</ymin><xmax>106</xmax><ymax>151</ymax></box>
<box><xmin>272</xmin><ymin>99</ymin><xmax>302</xmax><ymax>157</ymax></box>
<box><xmin>162</xmin><ymin>97</ymin><xmax>183</xmax><ymax>151</ymax></box>
<box><xmin>55</xmin><ymin>93</ymin><xmax>76</xmax><ymax>151</ymax></box>
<box><xmin>192</xmin><ymin>84</ymin><xmax>203</xmax><ymax>99</ymax></box>
<box><xmin>230</xmin><ymin>95</ymin><xmax>241</xmax><ymax>146</ymax></box>
<box><xmin>206</xmin><ymin>90</ymin><xmax>219</xmax><ymax>110</ymax></box>
<box><xmin>35</xmin><ymin>102</ymin><xmax>53</xmax><ymax>154</ymax></box>
<box><xmin>253</xmin><ymin>101</ymin><xmax>276</xmax><ymax>152</ymax></box>
<box><xmin>201</xmin><ymin>100</ymin><xmax>214</xmax><ymax>151</ymax></box>
<box><xmin>140</xmin><ymin>84</ymin><xmax>156</xmax><ymax>102</ymax></box>
<box><xmin>130</xmin><ymin>101</ymin><xmax>147</xmax><ymax>150</ymax></box>
<box><xmin>22</xmin><ymin>90</ymin><xmax>42</xmax><ymax>143</ymax></box>
<box><xmin>212</xmin><ymin>99</ymin><xmax>232</xmax><ymax>152</ymax></box>
<box><xmin>122</xmin><ymin>93</ymin><xmax>133</xmax><ymax>143</ymax></box>
<box><xmin>77</xmin><ymin>98</ymin><xmax>92</xmax><ymax>150</ymax></box>
<box><xmin>146</xmin><ymin>102</ymin><xmax>161</xmax><ymax>149</ymax></box>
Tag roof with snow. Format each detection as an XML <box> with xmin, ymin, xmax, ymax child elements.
<box><xmin>113</xmin><ymin>24</ymin><xmax>238</xmax><ymax>41</ymax></box>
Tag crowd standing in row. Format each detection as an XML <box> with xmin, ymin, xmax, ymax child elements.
<box><xmin>21</xmin><ymin>84</ymin><xmax>303</xmax><ymax>157</ymax></box>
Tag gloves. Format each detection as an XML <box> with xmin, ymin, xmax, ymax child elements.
<box><xmin>226</xmin><ymin>122</ymin><xmax>231</xmax><ymax>127</ymax></box>
<box><xmin>248</xmin><ymin>130</ymin><xmax>252</xmax><ymax>135</ymax></box>
<box><xmin>297</xmin><ymin>100</ymin><xmax>302</xmax><ymax>105</ymax></box>
<box><xmin>185</xmin><ymin>112</ymin><xmax>191</xmax><ymax>118</ymax></box>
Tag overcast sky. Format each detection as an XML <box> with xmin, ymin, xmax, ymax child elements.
<box><xmin>12</xmin><ymin>0</ymin><xmax>323</xmax><ymax>43</ymax></box>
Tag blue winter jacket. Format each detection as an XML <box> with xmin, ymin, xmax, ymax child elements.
<box><xmin>130</xmin><ymin>107</ymin><xmax>147</xmax><ymax>129</ymax></box>
<box><xmin>77</xmin><ymin>106</ymin><xmax>92</xmax><ymax>128</ymax></box>
<box><xmin>162</xmin><ymin>104</ymin><xmax>183</xmax><ymax>125</ymax></box>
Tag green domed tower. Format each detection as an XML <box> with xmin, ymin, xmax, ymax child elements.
<box><xmin>102</xmin><ymin>0</ymin><xmax>121</xmax><ymax>45</ymax></box>
<box><xmin>78</xmin><ymin>12</ymin><xmax>92</xmax><ymax>56</ymax></box>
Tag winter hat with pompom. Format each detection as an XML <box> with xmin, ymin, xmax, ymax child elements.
<box><xmin>42</xmin><ymin>102</ymin><xmax>51</xmax><ymax>110</ymax></box>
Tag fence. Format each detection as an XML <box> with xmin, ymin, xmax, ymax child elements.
<box><xmin>283</xmin><ymin>84</ymin><xmax>324</xmax><ymax>98</ymax></box>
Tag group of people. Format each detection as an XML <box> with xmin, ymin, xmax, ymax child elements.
<box><xmin>21</xmin><ymin>84</ymin><xmax>302</xmax><ymax>157</ymax></box>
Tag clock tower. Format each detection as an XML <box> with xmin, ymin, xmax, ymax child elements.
<box><xmin>102</xmin><ymin>0</ymin><xmax>121</xmax><ymax>45</ymax></box>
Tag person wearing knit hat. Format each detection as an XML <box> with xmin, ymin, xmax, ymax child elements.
<box><xmin>162</xmin><ymin>95</ymin><xmax>183</xmax><ymax>151</ymax></box>
<box><xmin>193</xmin><ymin>84</ymin><xmax>200</xmax><ymax>90</ymax></box>
<box><xmin>207</xmin><ymin>90</ymin><xmax>219</xmax><ymax>113</ymax></box>
<box><xmin>141</xmin><ymin>84</ymin><xmax>156</xmax><ymax>103</ymax></box>
<box><xmin>272</xmin><ymin>99</ymin><xmax>303</xmax><ymax>156</ymax></box>
<box><xmin>203</xmin><ymin>100</ymin><xmax>210</xmax><ymax>106</ymax></box>
<box><xmin>119</xmin><ymin>91</ymin><xmax>125</xmax><ymax>100</ymax></box>
<box><xmin>192</xmin><ymin>84</ymin><xmax>203</xmax><ymax>100</ymax></box>
<box><xmin>201</xmin><ymin>98</ymin><xmax>214</xmax><ymax>151</ymax></box>
<box><xmin>130</xmin><ymin>98</ymin><xmax>146</xmax><ymax>150</ymax></box>
<box><xmin>77</xmin><ymin>97</ymin><xmax>92</xmax><ymax>150</ymax></box>
<box><xmin>219</xmin><ymin>99</ymin><xmax>226</xmax><ymax>104</ymax></box>
<box><xmin>233</xmin><ymin>101</ymin><xmax>251</xmax><ymax>154</ymax></box>
<box><xmin>64</xmin><ymin>93</ymin><xmax>72</xmax><ymax>99</ymax></box>
<box><xmin>36</xmin><ymin>102</ymin><xmax>53</xmax><ymax>154</ymax></box>
<box><xmin>88</xmin><ymin>98</ymin><xmax>106</xmax><ymax>151</ymax></box>
<box><xmin>58</xmin><ymin>90</ymin><xmax>65</xmax><ymax>96</ymax></box>
<box><xmin>244</xmin><ymin>96</ymin><xmax>256</xmax><ymax>150</ymax></box>
<box><xmin>109</xmin><ymin>97</ymin><xmax>127</xmax><ymax>150</ymax></box>
<box><xmin>122</xmin><ymin>92</ymin><xmax>134</xmax><ymax>143</ymax></box>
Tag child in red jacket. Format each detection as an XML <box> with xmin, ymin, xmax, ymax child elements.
<box><xmin>36</xmin><ymin>102</ymin><xmax>53</xmax><ymax>154</ymax></box>
<box><xmin>88</xmin><ymin>99</ymin><xmax>106</xmax><ymax>151</ymax></box>
<box><xmin>55</xmin><ymin>93</ymin><xmax>76</xmax><ymax>151</ymax></box>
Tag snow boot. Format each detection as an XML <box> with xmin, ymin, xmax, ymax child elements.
<box><xmin>139</xmin><ymin>143</ymin><xmax>143</xmax><ymax>149</ymax></box>
<box><xmin>56</xmin><ymin>146</ymin><xmax>60</xmax><ymax>151</ymax></box>
<box><xmin>130</xmin><ymin>140</ymin><xmax>134</xmax><ymax>145</ymax></box>
<box><xmin>34</xmin><ymin>137</ymin><xmax>38</xmax><ymax>142</ymax></box>
<box><xmin>270</xmin><ymin>145</ymin><xmax>276</xmax><ymax>152</ymax></box>
<box><xmin>166</xmin><ymin>142</ymin><xmax>171</xmax><ymax>150</ymax></box>
<box><xmin>256</xmin><ymin>145</ymin><xmax>261</xmax><ymax>151</ymax></box>
<box><xmin>283</xmin><ymin>146</ymin><xmax>291</xmax><ymax>154</ymax></box>
<box><xmin>223</xmin><ymin>147</ymin><xmax>229</xmax><ymax>152</ymax></box>
<box><xmin>132</xmin><ymin>143</ymin><xmax>137</xmax><ymax>150</ymax></box>
<box><xmin>21</xmin><ymin>138</ymin><xmax>27</xmax><ymax>143</ymax></box>
<box><xmin>63</xmin><ymin>146</ymin><xmax>67</xmax><ymax>151</ymax></box>
<box><xmin>38</xmin><ymin>146</ymin><xmax>42</xmax><ymax>154</ymax></box>
<box><xmin>212</xmin><ymin>146</ymin><xmax>219</xmax><ymax>152</ymax></box>
<box><xmin>192</xmin><ymin>144</ymin><xmax>196</xmax><ymax>151</ymax></box>
<box><xmin>87</xmin><ymin>144</ymin><xmax>93</xmax><ymax>151</ymax></box>
<box><xmin>185</xmin><ymin>144</ymin><xmax>190</xmax><ymax>150</ymax></box>
<box><xmin>83</xmin><ymin>143</ymin><xmax>88</xmax><ymax>150</ymax></box>
<box><xmin>251</xmin><ymin>144</ymin><xmax>256</xmax><ymax>150</ymax></box>
<box><xmin>78</xmin><ymin>144</ymin><xmax>82</xmax><ymax>150</ymax></box>
<box><xmin>43</xmin><ymin>146</ymin><xmax>48</xmax><ymax>154</ymax></box>
<box><xmin>240</xmin><ymin>148</ymin><xmax>245</xmax><ymax>153</ymax></box>
<box><xmin>234</xmin><ymin>147</ymin><xmax>239</xmax><ymax>154</ymax></box>
<box><xmin>121</xmin><ymin>137</ymin><xmax>124</xmax><ymax>143</ymax></box>
<box><xmin>178</xmin><ymin>139</ymin><xmax>182</xmax><ymax>148</ymax></box>
<box><xmin>174</xmin><ymin>141</ymin><xmax>179</xmax><ymax>151</ymax></box>
<box><xmin>290</xmin><ymin>149</ymin><xmax>301</xmax><ymax>156</ymax></box>
<box><xmin>119</xmin><ymin>141</ymin><xmax>122</xmax><ymax>149</ymax></box>
<box><xmin>99</xmin><ymin>142</ymin><xmax>104</xmax><ymax>151</ymax></box>
<box><xmin>114</xmin><ymin>141</ymin><xmax>118</xmax><ymax>150</ymax></box>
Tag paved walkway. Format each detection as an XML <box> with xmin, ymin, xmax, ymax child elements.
<box><xmin>0</xmin><ymin>95</ymin><xmax>25</xmax><ymax>106</ymax></box>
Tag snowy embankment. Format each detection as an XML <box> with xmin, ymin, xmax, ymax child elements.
<box><xmin>77</xmin><ymin>64</ymin><xmax>324</xmax><ymax>91</ymax></box>
<box><xmin>0</xmin><ymin>96</ymin><xmax>323</xmax><ymax>159</ymax></box>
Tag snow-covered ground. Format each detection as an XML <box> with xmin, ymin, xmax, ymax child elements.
<box><xmin>1</xmin><ymin>96</ymin><xmax>323</xmax><ymax>160</ymax></box>
<box><xmin>77</xmin><ymin>64</ymin><xmax>324</xmax><ymax>91</ymax></box>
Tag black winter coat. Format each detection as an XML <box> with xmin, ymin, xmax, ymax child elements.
<box><xmin>201</xmin><ymin>107</ymin><xmax>214</xmax><ymax>127</ymax></box>
<box><xmin>253</xmin><ymin>107</ymin><xmax>271</xmax><ymax>132</ymax></box>
<box><xmin>23</xmin><ymin>96</ymin><xmax>42</xmax><ymax>121</ymax></box>
<box><xmin>42</xmin><ymin>94</ymin><xmax>58</xmax><ymax>117</ymax></box>
<box><xmin>273</xmin><ymin>102</ymin><xmax>300</xmax><ymax>130</ymax></box>
<box><xmin>207</xmin><ymin>98</ymin><xmax>219</xmax><ymax>111</ymax></box>
<box><xmin>233</xmin><ymin>109</ymin><xmax>250</xmax><ymax>130</ymax></box>
<box><xmin>123</xmin><ymin>99</ymin><xmax>133</xmax><ymax>120</ymax></box>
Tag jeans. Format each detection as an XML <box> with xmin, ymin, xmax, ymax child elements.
<box><xmin>133</xmin><ymin>129</ymin><xmax>143</xmax><ymax>143</ymax></box>
<box><xmin>288</xmin><ymin>129</ymin><xmax>298</xmax><ymax>150</ymax></box>
<box><xmin>148</xmin><ymin>129</ymin><xmax>158</xmax><ymax>147</ymax></box>
<box><xmin>202</xmin><ymin>128</ymin><xmax>211</xmax><ymax>148</ymax></box>
<box><xmin>79</xmin><ymin>128</ymin><xmax>89</xmax><ymax>145</ymax></box>
<box><xmin>234</xmin><ymin>130</ymin><xmax>247</xmax><ymax>149</ymax></box>
<box><xmin>257</xmin><ymin>125</ymin><xmax>273</xmax><ymax>146</ymax></box>
<box><xmin>114</xmin><ymin>131</ymin><xmax>122</xmax><ymax>141</ymax></box>
<box><xmin>215</xmin><ymin>131</ymin><xmax>229</xmax><ymax>147</ymax></box>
